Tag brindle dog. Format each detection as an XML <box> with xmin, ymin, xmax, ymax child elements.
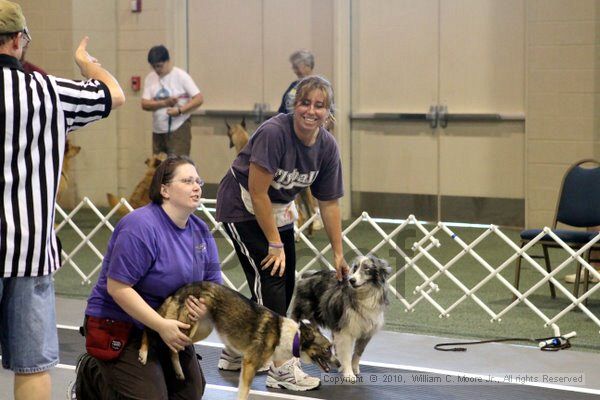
<box><xmin>139</xmin><ymin>281</ymin><xmax>339</xmax><ymax>400</ymax></box>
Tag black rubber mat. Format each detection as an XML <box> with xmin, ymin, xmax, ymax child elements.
<box><xmin>54</xmin><ymin>328</ymin><xmax>598</xmax><ymax>400</ymax></box>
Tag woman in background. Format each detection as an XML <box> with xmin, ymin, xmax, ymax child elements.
<box><xmin>277</xmin><ymin>49</ymin><xmax>314</xmax><ymax>114</ymax></box>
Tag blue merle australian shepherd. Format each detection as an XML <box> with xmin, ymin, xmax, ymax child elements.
<box><xmin>291</xmin><ymin>255</ymin><xmax>391</xmax><ymax>382</ymax></box>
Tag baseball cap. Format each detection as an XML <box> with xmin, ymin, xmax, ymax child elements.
<box><xmin>0</xmin><ymin>0</ymin><xmax>26</xmax><ymax>35</ymax></box>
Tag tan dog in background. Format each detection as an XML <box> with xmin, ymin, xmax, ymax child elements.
<box><xmin>226</xmin><ymin>117</ymin><xmax>249</xmax><ymax>153</ymax></box>
<box><xmin>106</xmin><ymin>152</ymin><xmax>167</xmax><ymax>216</ymax></box>
<box><xmin>296</xmin><ymin>188</ymin><xmax>317</xmax><ymax>236</ymax></box>
<box><xmin>57</xmin><ymin>139</ymin><xmax>82</xmax><ymax>203</ymax></box>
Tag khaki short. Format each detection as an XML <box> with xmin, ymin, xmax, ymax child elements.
<box><xmin>153</xmin><ymin>118</ymin><xmax>191</xmax><ymax>156</ymax></box>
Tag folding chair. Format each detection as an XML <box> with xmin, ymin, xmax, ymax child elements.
<box><xmin>514</xmin><ymin>159</ymin><xmax>600</xmax><ymax>300</ymax></box>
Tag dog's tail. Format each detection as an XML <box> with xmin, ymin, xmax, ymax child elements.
<box><xmin>106</xmin><ymin>193</ymin><xmax>130</xmax><ymax>217</ymax></box>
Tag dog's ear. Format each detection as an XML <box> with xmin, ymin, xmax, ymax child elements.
<box><xmin>299</xmin><ymin>319</ymin><xmax>315</xmax><ymax>342</ymax></box>
<box><xmin>369</xmin><ymin>255</ymin><xmax>392</xmax><ymax>282</ymax></box>
<box><xmin>240</xmin><ymin>116</ymin><xmax>246</xmax><ymax>129</ymax></box>
<box><xmin>225</xmin><ymin>119</ymin><xmax>231</xmax><ymax>130</ymax></box>
<box><xmin>64</xmin><ymin>140</ymin><xmax>82</xmax><ymax>157</ymax></box>
<box><xmin>150</xmin><ymin>153</ymin><xmax>167</xmax><ymax>168</ymax></box>
<box><xmin>373</xmin><ymin>256</ymin><xmax>392</xmax><ymax>275</ymax></box>
<box><xmin>383</xmin><ymin>262</ymin><xmax>392</xmax><ymax>276</ymax></box>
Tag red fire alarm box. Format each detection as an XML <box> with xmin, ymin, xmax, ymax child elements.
<box><xmin>131</xmin><ymin>76</ymin><xmax>141</xmax><ymax>92</ymax></box>
<box><xmin>131</xmin><ymin>0</ymin><xmax>142</xmax><ymax>12</ymax></box>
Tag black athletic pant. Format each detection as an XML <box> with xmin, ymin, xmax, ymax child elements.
<box><xmin>224</xmin><ymin>220</ymin><xmax>296</xmax><ymax>316</ymax></box>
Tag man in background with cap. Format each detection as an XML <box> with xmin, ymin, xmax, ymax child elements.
<box><xmin>0</xmin><ymin>1</ymin><xmax>125</xmax><ymax>399</ymax></box>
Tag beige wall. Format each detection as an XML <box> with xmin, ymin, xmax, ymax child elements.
<box><xmin>21</xmin><ymin>1</ymin><xmax>121</xmax><ymax>208</ymax></box>
<box><xmin>187</xmin><ymin>0</ymin><xmax>337</xmax><ymax>194</ymax></box>
<box><xmin>17</xmin><ymin>0</ymin><xmax>600</xmax><ymax>227</ymax></box>
<box><xmin>19</xmin><ymin>0</ymin><xmax>73</xmax><ymax>78</ymax></box>
<box><xmin>350</xmin><ymin>0</ymin><xmax>525</xmax><ymax>222</ymax></box>
<box><xmin>525</xmin><ymin>0</ymin><xmax>600</xmax><ymax>228</ymax></box>
<box><xmin>114</xmin><ymin>0</ymin><xmax>178</xmax><ymax>200</ymax></box>
<box><xmin>188</xmin><ymin>0</ymin><xmax>334</xmax><ymax>111</ymax></box>
<box><xmin>71</xmin><ymin>1</ymin><xmax>119</xmax><ymax>207</ymax></box>
<box><xmin>21</xmin><ymin>1</ymin><xmax>177</xmax><ymax>207</ymax></box>
<box><xmin>20</xmin><ymin>0</ymin><xmax>76</xmax><ymax>206</ymax></box>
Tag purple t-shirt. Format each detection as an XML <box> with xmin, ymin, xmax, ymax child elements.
<box><xmin>86</xmin><ymin>203</ymin><xmax>222</xmax><ymax>328</ymax></box>
<box><xmin>216</xmin><ymin>113</ymin><xmax>343</xmax><ymax>223</ymax></box>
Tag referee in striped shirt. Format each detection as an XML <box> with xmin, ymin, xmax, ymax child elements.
<box><xmin>0</xmin><ymin>1</ymin><xmax>125</xmax><ymax>399</ymax></box>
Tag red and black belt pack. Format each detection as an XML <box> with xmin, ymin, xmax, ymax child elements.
<box><xmin>84</xmin><ymin>315</ymin><xmax>134</xmax><ymax>361</ymax></box>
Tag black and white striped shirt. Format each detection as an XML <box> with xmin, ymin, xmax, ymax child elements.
<box><xmin>0</xmin><ymin>54</ymin><xmax>112</xmax><ymax>277</ymax></box>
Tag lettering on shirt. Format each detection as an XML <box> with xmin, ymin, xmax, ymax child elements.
<box><xmin>271</xmin><ymin>169</ymin><xmax>319</xmax><ymax>190</ymax></box>
<box><xmin>195</xmin><ymin>243</ymin><xmax>206</xmax><ymax>252</ymax></box>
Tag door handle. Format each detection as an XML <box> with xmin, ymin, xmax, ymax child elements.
<box><xmin>437</xmin><ymin>105</ymin><xmax>448</xmax><ymax>128</ymax></box>
<box><xmin>252</xmin><ymin>103</ymin><xmax>271</xmax><ymax>124</ymax></box>
<box><xmin>426</xmin><ymin>105</ymin><xmax>438</xmax><ymax>129</ymax></box>
<box><xmin>253</xmin><ymin>103</ymin><xmax>263</xmax><ymax>124</ymax></box>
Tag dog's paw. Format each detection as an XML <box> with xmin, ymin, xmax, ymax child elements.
<box><xmin>351</xmin><ymin>357</ymin><xmax>361</xmax><ymax>375</ymax></box>
<box><xmin>138</xmin><ymin>350</ymin><xmax>148</xmax><ymax>365</ymax></box>
<box><xmin>342</xmin><ymin>372</ymin><xmax>357</xmax><ymax>383</ymax></box>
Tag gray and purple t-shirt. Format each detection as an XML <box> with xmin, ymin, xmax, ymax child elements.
<box><xmin>216</xmin><ymin>113</ymin><xmax>343</xmax><ymax>224</ymax></box>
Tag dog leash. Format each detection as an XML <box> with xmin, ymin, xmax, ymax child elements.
<box><xmin>434</xmin><ymin>332</ymin><xmax>575</xmax><ymax>352</ymax></box>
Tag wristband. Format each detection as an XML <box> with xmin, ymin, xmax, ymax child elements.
<box><xmin>268</xmin><ymin>242</ymin><xmax>284</xmax><ymax>249</ymax></box>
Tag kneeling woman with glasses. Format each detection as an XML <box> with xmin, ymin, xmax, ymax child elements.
<box><xmin>75</xmin><ymin>155</ymin><xmax>221</xmax><ymax>400</ymax></box>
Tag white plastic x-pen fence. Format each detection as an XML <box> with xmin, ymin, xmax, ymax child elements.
<box><xmin>55</xmin><ymin>197</ymin><xmax>600</xmax><ymax>339</ymax></box>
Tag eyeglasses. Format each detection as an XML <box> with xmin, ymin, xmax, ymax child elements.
<box><xmin>22</xmin><ymin>27</ymin><xmax>31</xmax><ymax>44</ymax></box>
<box><xmin>169</xmin><ymin>177</ymin><xmax>204</xmax><ymax>187</ymax></box>
<box><xmin>9</xmin><ymin>27</ymin><xmax>31</xmax><ymax>45</ymax></box>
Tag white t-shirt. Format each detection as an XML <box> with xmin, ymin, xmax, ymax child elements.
<box><xmin>142</xmin><ymin>66</ymin><xmax>201</xmax><ymax>134</ymax></box>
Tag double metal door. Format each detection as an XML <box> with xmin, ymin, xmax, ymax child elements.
<box><xmin>350</xmin><ymin>0</ymin><xmax>525</xmax><ymax>222</ymax></box>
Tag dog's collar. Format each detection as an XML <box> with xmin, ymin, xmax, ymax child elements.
<box><xmin>293</xmin><ymin>330</ymin><xmax>300</xmax><ymax>358</ymax></box>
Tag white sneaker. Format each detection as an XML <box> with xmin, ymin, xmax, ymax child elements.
<box><xmin>218</xmin><ymin>349</ymin><xmax>242</xmax><ymax>371</ymax></box>
<box><xmin>66</xmin><ymin>380</ymin><xmax>76</xmax><ymax>400</ymax></box>
<box><xmin>258</xmin><ymin>361</ymin><xmax>273</xmax><ymax>373</ymax></box>
<box><xmin>218</xmin><ymin>349</ymin><xmax>271</xmax><ymax>373</ymax></box>
<box><xmin>564</xmin><ymin>269</ymin><xmax>600</xmax><ymax>284</ymax></box>
<box><xmin>312</xmin><ymin>213</ymin><xmax>324</xmax><ymax>231</ymax></box>
<box><xmin>265</xmin><ymin>358</ymin><xmax>320</xmax><ymax>391</ymax></box>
